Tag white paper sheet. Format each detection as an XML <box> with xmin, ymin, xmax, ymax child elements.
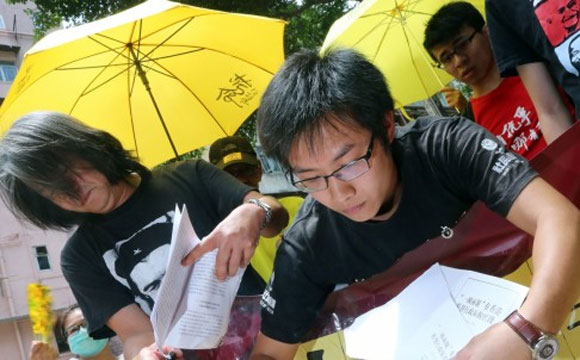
<box><xmin>441</xmin><ymin>266</ymin><xmax>528</xmax><ymax>335</ymax></box>
<box><xmin>344</xmin><ymin>263</ymin><xmax>529</xmax><ymax>360</ymax></box>
<box><xmin>150</xmin><ymin>204</ymin><xmax>245</xmax><ymax>351</ymax></box>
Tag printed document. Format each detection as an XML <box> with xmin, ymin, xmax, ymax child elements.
<box><xmin>344</xmin><ymin>263</ymin><xmax>528</xmax><ymax>360</ymax></box>
<box><xmin>150</xmin><ymin>204</ymin><xmax>245</xmax><ymax>350</ymax></box>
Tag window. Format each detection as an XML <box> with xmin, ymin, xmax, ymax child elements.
<box><xmin>0</xmin><ymin>16</ymin><xmax>5</xmax><ymax>30</ymax></box>
<box><xmin>34</xmin><ymin>246</ymin><xmax>51</xmax><ymax>271</ymax></box>
<box><xmin>0</xmin><ymin>62</ymin><xmax>18</xmax><ymax>82</ymax></box>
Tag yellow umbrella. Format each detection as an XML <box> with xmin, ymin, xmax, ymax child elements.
<box><xmin>0</xmin><ymin>0</ymin><xmax>285</xmax><ymax>167</ymax></box>
<box><xmin>321</xmin><ymin>0</ymin><xmax>484</xmax><ymax>107</ymax></box>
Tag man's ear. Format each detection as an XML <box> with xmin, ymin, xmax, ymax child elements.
<box><xmin>384</xmin><ymin>111</ymin><xmax>396</xmax><ymax>143</ymax></box>
<box><xmin>482</xmin><ymin>24</ymin><xmax>489</xmax><ymax>36</ymax></box>
<box><xmin>256</xmin><ymin>163</ymin><xmax>263</xmax><ymax>182</ymax></box>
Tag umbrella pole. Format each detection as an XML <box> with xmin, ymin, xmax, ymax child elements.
<box><xmin>129</xmin><ymin>46</ymin><xmax>179</xmax><ymax>159</ymax></box>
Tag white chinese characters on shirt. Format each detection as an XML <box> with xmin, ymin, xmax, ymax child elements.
<box><xmin>497</xmin><ymin>105</ymin><xmax>542</xmax><ymax>153</ymax></box>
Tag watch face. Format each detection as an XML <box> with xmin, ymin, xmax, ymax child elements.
<box><xmin>533</xmin><ymin>336</ymin><xmax>559</xmax><ymax>360</ymax></box>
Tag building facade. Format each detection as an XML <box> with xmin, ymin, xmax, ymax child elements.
<box><xmin>0</xmin><ymin>0</ymin><xmax>34</xmax><ymax>104</ymax></box>
<box><xmin>0</xmin><ymin>201</ymin><xmax>76</xmax><ymax>359</ymax></box>
<box><xmin>0</xmin><ymin>3</ymin><xmax>77</xmax><ymax>359</ymax></box>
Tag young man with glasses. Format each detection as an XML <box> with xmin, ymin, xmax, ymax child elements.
<box><xmin>250</xmin><ymin>48</ymin><xmax>580</xmax><ymax>359</ymax></box>
<box><xmin>424</xmin><ymin>2</ymin><xmax>574</xmax><ymax>159</ymax></box>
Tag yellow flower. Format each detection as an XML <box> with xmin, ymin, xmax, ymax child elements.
<box><xmin>27</xmin><ymin>283</ymin><xmax>54</xmax><ymax>342</ymax></box>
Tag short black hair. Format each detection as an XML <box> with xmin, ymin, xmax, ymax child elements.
<box><xmin>0</xmin><ymin>111</ymin><xmax>151</xmax><ymax>230</ymax></box>
<box><xmin>423</xmin><ymin>1</ymin><xmax>485</xmax><ymax>60</ymax></box>
<box><xmin>257</xmin><ymin>48</ymin><xmax>394</xmax><ymax>171</ymax></box>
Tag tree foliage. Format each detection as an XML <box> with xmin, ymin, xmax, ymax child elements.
<box><xmin>7</xmin><ymin>0</ymin><xmax>357</xmax><ymax>54</ymax></box>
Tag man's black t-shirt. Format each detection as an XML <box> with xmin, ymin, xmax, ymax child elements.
<box><xmin>486</xmin><ymin>0</ymin><xmax>580</xmax><ymax>116</ymax></box>
<box><xmin>61</xmin><ymin>160</ymin><xmax>252</xmax><ymax>338</ymax></box>
<box><xmin>260</xmin><ymin>117</ymin><xmax>538</xmax><ymax>343</ymax></box>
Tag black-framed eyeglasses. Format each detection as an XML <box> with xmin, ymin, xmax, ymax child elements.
<box><xmin>435</xmin><ymin>30</ymin><xmax>480</xmax><ymax>69</ymax></box>
<box><xmin>291</xmin><ymin>137</ymin><xmax>374</xmax><ymax>193</ymax></box>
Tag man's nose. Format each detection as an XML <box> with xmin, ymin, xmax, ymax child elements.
<box><xmin>327</xmin><ymin>176</ymin><xmax>355</xmax><ymax>202</ymax></box>
<box><xmin>451</xmin><ymin>52</ymin><xmax>467</xmax><ymax>67</ymax></box>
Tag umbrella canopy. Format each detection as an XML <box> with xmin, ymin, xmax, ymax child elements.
<box><xmin>321</xmin><ymin>0</ymin><xmax>484</xmax><ymax>107</ymax></box>
<box><xmin>0</xmin><ymin>0</ymin><xmax>285</xmax><ymax>167</ymax></box>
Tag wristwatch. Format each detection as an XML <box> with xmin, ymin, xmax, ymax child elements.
<box><xmin>504</xmin><ymin>310</ymin><xmax>559</xmax><ymax>360</ymax></box>
<box><xmin>247</xmin><ymin>198</ymin><xmax>272</xmax><ymax>230</ymax></box>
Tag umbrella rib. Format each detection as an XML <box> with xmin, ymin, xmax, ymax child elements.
<box><xmin>135</xmin><ymin>12</ymin><xmax>217</xmax><ymax>44</ymax></box>
<box><xmin>359</xmin><ymin>0</ymin><xmax>431</xmax><ymax>21</ymax></box>
<box><xmin>134</xmin><ymin>49</ymin><xmax>227</xmax><ymax>135</ymax></box>
<box><xmin>93</xmin><ymin>31</ymin><xmax>133</xmax><ymax>47</ymax></box>
<box><xmin>399</xmin><ymin>15</ymin><xmax>431</xmax><ymax>98</ymax></box>
<box><xmin>353</xmin><ymin>8</ymin><xmax>398</xmax><ymax>51</ymax></box>
<box><xmin>58</xmin><ymin>62</ymin><xmax>128</xmax><ymax>71</ymax></box>
<box><xmin>138</xmin><ymin>47</ymin><xmax>203</xmax><ymax>67</ymax></box>
<box><xmin>135</xmin><ymin>15</ymin><xmax>275</xmax><ymax>75</ymax></box>
<box><xmin>351</xmin><ymin>15</ymin><xmax>388</xmax><ymax>48</ymax></box>
<box><xmin>370</xmin><ymin>17</ymin><xmax>396</xmax><ymax>61</ymax></box>
<box><xmin>68</xmin><ymin>49</ymin><xmax>130</xmax><ymax>113</ymax></box>
<box><xmin>154</xmin><ymin>45</ymin><xmax>277</xmax><ymax>75</ymax></box>
<box><xmin>406</xmin><ymin>23</ymin><xmax>448</xmax><ymax>89</ymax></box>
<box><xmin>134</xmin><ymin>19</ymin><xmax>143</xmax><ymax>64</ymax></box>
<box><xmin>70</xmin><ymin>61</ymin><xmax>133</xmax><ymax>100</ymax></box>
<box><xmin>0</xmin><ymin>47</ymin><xmax>125</xmax><ymax>104</ymax></box>
<box><xmin>135</xmin><ymin>43</ymin><xmax>276</xmax><ymax>80</ymax></box>
<box><xmin>88</xmin><ymin>35</ymin><xmax>132</xmax><ymax>61</ymax></box>
<box><xmin>143</xmin><ymin>17</ymin><xmax>194</xmax><ymax>60</ymax></box>
<box><xmin>53</xmin><ymin>46</ymin><xmax>128</xmax><ymax>71</ymax></box>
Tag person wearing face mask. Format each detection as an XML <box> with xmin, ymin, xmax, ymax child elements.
<box><xmin>29</xmin><ymin>304</ymin><xmax>121</xmax><ymax>360</ymax></box>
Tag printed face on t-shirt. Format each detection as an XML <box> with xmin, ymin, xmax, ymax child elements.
<box><xmin>288</xmin><ymin>115</ymin><xmax>400</xmax><ymax>222</ymax></box>
<box><xmin>569</xmin><ymin>34</ymin><xmax>580</xmax><ymax>70</ymax></box>
<box><xmin>535</xmin><ymin>0</ymin><xmax>580</xmax><ymax>46</ymax></box>
<box><xmin>101</xmin><ymin>212</ymin><xmax>174</xmax><ymax>314</ymax></box>
<box><xmin>130</xmin><ymin>244</ymin><xmax>170</xmax><ymax>302</ymax></box>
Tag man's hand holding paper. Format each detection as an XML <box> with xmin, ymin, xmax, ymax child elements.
<box><xmin>137</xmin><ymin>344</ymin><xmax>183</xmax><ymax>360</ymax></box>
<box><xmin>181</xmin><ymin>199</ymin><xmax>262</xmax><ymax>279</ymax></box>
<box><xmin>150</xmin><ymin>205</ymin><xmax>247</xmax><ymax>352</ymax></box>
<box><xmin>181</xmin><ymin>191</ymin><xmax>287</xmax><ymax>281</ymax></box>
<box><xmin>454</xmin><ymin>322</ymin><xmax>530</xmax><ymax>360</ymax></box>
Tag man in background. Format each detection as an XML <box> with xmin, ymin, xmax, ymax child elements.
<box><xmin>210</xmin><ymin>136</ymin><xmax>303</xmax><ymax>283</ymax></box>
<box><xmin>424</xmin><ymin>1</ymin><xmax>575</xmax><ymax>159</ymax></box>
<box><xmin>485</xmin><ymin>0</ymin><xmax>578</xmax><ymax>143</ymax></box>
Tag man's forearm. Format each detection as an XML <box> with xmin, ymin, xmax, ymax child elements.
<box><xmin>124</xmin><ymin>330</ymin><xmax>156</xmax><ymax>360</ymax></box>
<box><xmin>519</xmin><ymin>197</ymin><xmax>580</xmax><ymax>332</ymax></box>
<box><xmin>517</xmin><ymin>62</ymin><xmax>574</xmax><ymax>143</ymax></box>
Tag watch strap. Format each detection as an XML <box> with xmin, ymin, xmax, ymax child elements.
<box><xmin>504</xmin><ymin>310</ymin><xmax>543</xmax><ymax>346</ymax></box>
<box><xmin>247</xmin><ymin>198</ymin><xmax>272</xmax><ymax>230</ymax></box>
